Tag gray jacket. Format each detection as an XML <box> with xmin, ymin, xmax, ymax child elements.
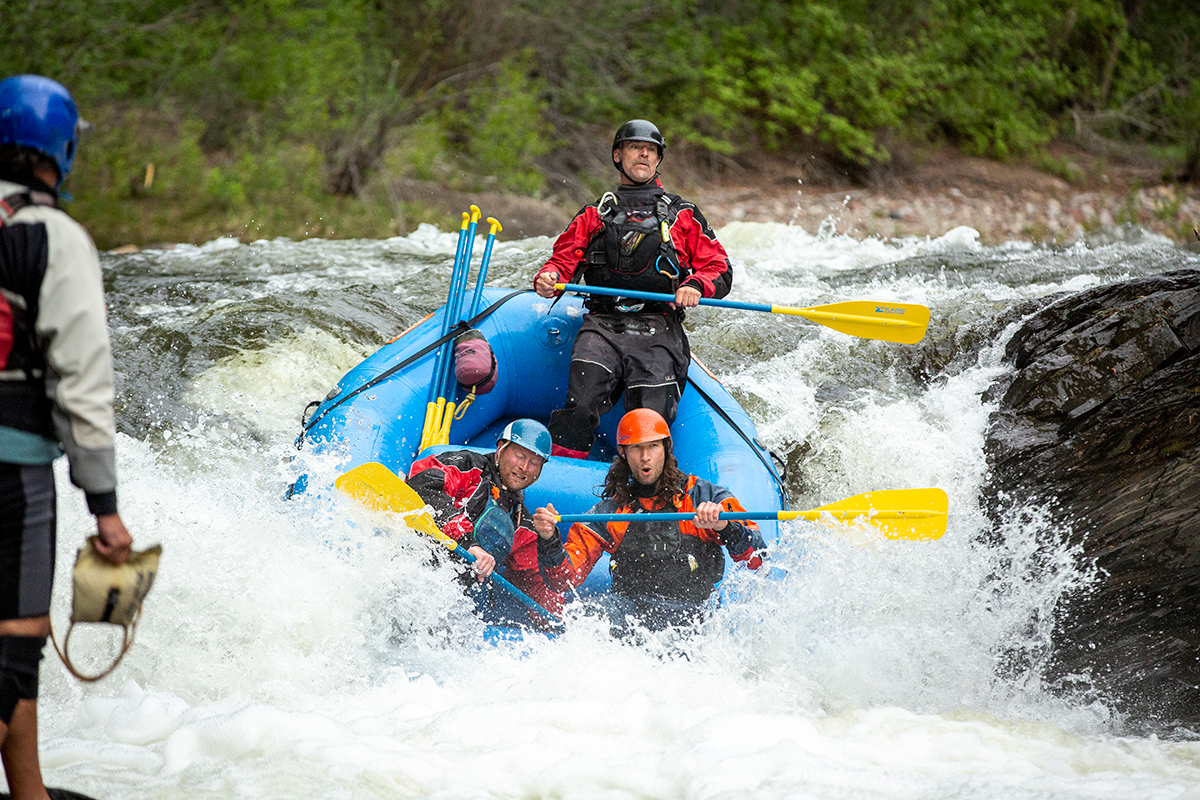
<box><xmin>0</xmin><ymin>177</ymin><xmax>118</xmax><ymax>514</ymax></box>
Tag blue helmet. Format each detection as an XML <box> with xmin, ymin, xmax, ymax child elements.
<box><xmin>0</xmin><ymin>75</ymin><xmax>81</xmax><ymax>186</ymax></box>
<box><xmin>498</xmin><ymin>418</ymin><xmax>552</xmax><ymax>462</ymax></box>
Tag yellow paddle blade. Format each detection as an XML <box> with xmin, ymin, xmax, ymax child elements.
<box><xmin>334</xmin><ymin>462</ymin><xmax>451</xmax><ymax>545</ymax></box>
<box><xmin>783</xmin><ymin>487</ymin><xmax>948</xmax><ymax>540</ymax></box>
<box><xmin>780</xmin><ymin>301</ymin><xmax>931</xmax><ymax>345</ymax></box>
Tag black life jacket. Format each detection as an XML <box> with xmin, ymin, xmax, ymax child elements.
<box><xmin>0</xmin><ymin>190</ymin><xmax>56</xmax><ymax>438</ymax></box>
<box><xmin>580</xmin><ymin>190</ymin><xmax>686</xmax><ymax>314</ymax></box>
<box><xmin>609</xmin><ymin>500</ymin><xmax>726</xmax><ymax>605</ymax></box>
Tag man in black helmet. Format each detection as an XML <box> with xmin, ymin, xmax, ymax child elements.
<box><xmin>1</xmin><ymin>74</ymin><xmax>134</xmax><ymax>800</ymax></box>
<box><xmin>534</xmin><ymin>119</ymin><xmax>733</xmax><ymax>459</ymax></box>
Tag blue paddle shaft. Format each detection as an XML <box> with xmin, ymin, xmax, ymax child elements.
<box><xmin>557</xmin><ymin>511</ymin><xmax>781</xmax><ymax>524</ymax></box>
<box><xmin>452</xmin><ymin>542</ymin><xmax>562</xmax><ymax>624</ymax></box>
<box><xmin>437</xmin><ymin>241</ymin><xmax>474</xmax><ymax>398</ymax></box>
<box><xmin>469</xmin><ymin>232</ymin><xmax>498</xmax><ymax>318</ymax></box>
<box><xmin>558</xmin><ymin>282</ymin><xmax>771</xmax><ymax>313</ymax></box>
<box><xmin>427</xmin><ymin>225</ymin><xmax>471</xmax><ymax>406</ymax></box>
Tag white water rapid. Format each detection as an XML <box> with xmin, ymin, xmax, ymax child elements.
<box><xmin>24</xmin><ymin>221</ymin><xmax>1200</xmax><ymax>799</ymax></box>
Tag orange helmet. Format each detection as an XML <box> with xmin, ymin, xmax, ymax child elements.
<box><xmin>616</xmin><ymin>408</ymin><xmax>670</xmax><ymax>446</ymax></box>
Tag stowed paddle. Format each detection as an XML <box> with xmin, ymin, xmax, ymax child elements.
<box><xmin>555</xmin><ymin>487</ymin><xmax>949</xmax><ymax>541</ymax></box>
<box><xmin>335</xmin><ymin>462</ymin><xmax>563</xmax><ymax>625</ymax></box>
<box><xmin>420</xmin><ymin>209</ymin><xmax>474</xmax><ymax>452</ymax></box>
<box><xmin>554</xmin><ymin>283</ymin><xmax>930</xmax><ymax>344</ymax></box>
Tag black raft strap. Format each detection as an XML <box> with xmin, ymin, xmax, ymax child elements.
<box><xmin>295</xmin><ymin>289</ymin><xmax>527</xmax><ymax>449</ymax></box>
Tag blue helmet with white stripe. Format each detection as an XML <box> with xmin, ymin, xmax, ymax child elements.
<box><xmin>498</xmin><ymin>418</ymin><xmax>552</xmax><ymax>462</ymax></box>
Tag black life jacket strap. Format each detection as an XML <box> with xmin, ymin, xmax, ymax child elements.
<box><xmin>654</xmin><ymin>194</ymin><xmax>684</xmax><ymax>284</ymax></box>
<box><xmin>295</xmin><ymin>289</ymin><xmax>526</xmax><ymax>449</ymax></box>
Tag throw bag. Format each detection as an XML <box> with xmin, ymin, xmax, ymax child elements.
<box><xmin>51</xmin><ymin>539</ymin><xmax>162</xmax><ymax>682</ymax></box>
<box><xmin>71</xmin><ymin>539</ymin><xmax>162</xmax><ymax>625</ymax></box>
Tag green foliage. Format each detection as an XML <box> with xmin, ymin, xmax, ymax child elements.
<box><xmin>1033</xmin><ymin>150</ymin><xmax>1084</xmax><ymax>184</ymax></box>
<box><xmin>3</xmin><ymin>0</ymin><xmax>1197</xmax><ymax>244</ymax></box>
<box><xmin>462</xmin><ymin>55</ymin><xmax>556</xmax><ymax>194</ymax></box>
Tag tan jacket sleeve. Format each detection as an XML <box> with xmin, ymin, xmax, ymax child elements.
<box><xmin>32</xmin><ymin>207</ymin><xmax>119</xmax><ymax>508</ymax></box>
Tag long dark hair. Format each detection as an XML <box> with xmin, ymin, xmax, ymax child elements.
<box><xmin>601</xmin><ymin>437</ymin><xmax>688</xmax><ymax>508</ymax></box>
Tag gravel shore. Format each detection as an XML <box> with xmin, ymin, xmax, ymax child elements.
<box><xmin>688</xmin><ymin>150</ymin><xmax>1200</xmax><ymax>246</ymax></box>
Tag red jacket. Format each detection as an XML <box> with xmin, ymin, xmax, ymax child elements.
<box><xmin>408</xmin><ymin>450</ymin><xmax>563</xmax><ymax>617</ymax></box>
<box><xmin>536</xmin><ymin>181</ymin><xmax>732</xmax><ymax>301</ymax></box>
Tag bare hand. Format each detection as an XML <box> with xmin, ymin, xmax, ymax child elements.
<box><xmin>535</xmin><ymin>270</ymin><xmax>560</xmax><ymax>298</ymax></box>
<box><xmin>693</xmin><ymin>501</ymin><xmax>727</xmax><ymax>531</ymax></box>
<box><xmin>466</xmin><ymin>545</ymin><xmax>496</xmax><ymax>580</ymax></box>
<box><xmin>533</xmin><ymin>504</ymin><xmax>559</xmax><ymax>540</ymax></box>
<box><xmin>93</xmin><ymin>513</ymin><xmax>133</xmax><ymax>564</ymax></box>
<box><xmin>674</xmin><ymin>285</ymin><xmax>701</xmax><ymax>309</ymax></box>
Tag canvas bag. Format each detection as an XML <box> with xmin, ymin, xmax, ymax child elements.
<box><xmin>51</xmin><ymin>538</ymin><xmax>162</xmax><ymax>682</ymax></box>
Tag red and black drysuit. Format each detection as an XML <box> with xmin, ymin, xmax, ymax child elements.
<box><xmin>407</xmin><ymin>449</ymin><xmax>562</xmax><ymax>624</ymax></box>
<box><xmin>535</xmin><ymin>181</ymin><xmax>733</xmax><ymax>457</ymax></box>
<box><xmin>536</xmin><ymin>474</ymin><xmax>766</xmax><ymax>627</ymax></box>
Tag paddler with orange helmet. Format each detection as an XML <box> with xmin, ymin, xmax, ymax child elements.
<box><xmin>532</xmin><ymin>409</ymin><xmax>766</xmax><ymax>630</ymax></box>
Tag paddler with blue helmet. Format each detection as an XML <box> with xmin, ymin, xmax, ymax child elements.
<box><xmin>406</xmin><ymin>418</ymin><xmax>563</xmax><ymax>625</ymax></box>
<box><xmin>1</xmin><ymin>74</ymin><xmax>135</xmax><ymax>800</ymax></box>
<box><xmin>532</xmin><ymin>409</ymin><xmax>766</xmax><ymax>631</ymax></box>
<box><xmin>533</xmin><ymin>120</ymin><xmax>735</xmax><ymax>460</ymax></box>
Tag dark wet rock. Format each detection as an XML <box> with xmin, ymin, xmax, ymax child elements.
<box><xmin>912</xmin><ymin>293</ymin><xmax>1066</xmax><ymax>384</ymax></box>
<box><xmin>982</xmin><ymin>268</ymin><xmax>1200</xmax><ymax>733</ymax></box>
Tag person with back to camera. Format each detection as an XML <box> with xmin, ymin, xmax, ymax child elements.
<box><xmin>533</xmin><ymin>120</ymin><xmax>734</xmax><ymax>460</ymax></box>
<box><xmin>1</xmin><ymin>74</ymin><xmax>135</xmax><ymax>800</ymax></box>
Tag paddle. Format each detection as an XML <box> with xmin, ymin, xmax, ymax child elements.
<box><xmin>467</xmin><ymin>217</ymin><xmax>503</xmax><ymax>318</ymax></box>
<box><xmin>555</xmin><ymin>487</ymin><xmax>949</xmax><ymax>541</ymax></box>
<box><xmin>421</xmin><ymin>210</ymin><xmax>473</xmax><ymax>452</ymax></box>
<box><xmin>335</xmin><ymin>462</ymin><xmax>563</xmax><ymax>625</ymax></box>
<box><xmin>447</xmin><ymin>217</ymin><xmax>505</xmax><ymax>426</ymax></box>
<box><xmin>426</xmin><ymin>207</ymin><xmax>488</xmax><ymax>448</ymax></box>
<box><xmin>554</xmin><ymin>283</ymin><xmax>930</xmax><ymax>344</ymax></box>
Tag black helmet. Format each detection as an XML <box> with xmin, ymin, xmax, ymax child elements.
<box><xmin>612</xmin><ymin>119</ymin><xmax>665</xmax><ymax>158</ymax></box>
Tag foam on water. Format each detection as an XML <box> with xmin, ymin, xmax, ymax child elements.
<box><xmin>21</xmin><ymin>224</ymin><xmax>1200</xmax><ymax>798</ymax></box>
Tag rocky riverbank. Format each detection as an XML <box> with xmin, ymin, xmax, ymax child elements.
<box><xmin>685</xmin><ymin>148</ymin><xmax>1200</xmax><ymax>246</ymax></box>
<box><xmin>108</xmin><ymin>145</ymin><xmax>1200</xmax><ymax>251</ymax></box>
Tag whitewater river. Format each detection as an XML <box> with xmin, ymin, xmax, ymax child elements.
<box><xmin>30</xmin><ymin>219</ymin><xmax>1200</xmax><ymax>799</ymax></box>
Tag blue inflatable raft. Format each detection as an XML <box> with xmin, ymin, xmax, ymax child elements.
<box><xmin>296</xmin><ymin>287</ymin><xmax>788</xmax><ymax>628</ymax></box>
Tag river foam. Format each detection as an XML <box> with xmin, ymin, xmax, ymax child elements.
<box><xmin>22</xmin><ymin>223</ymin><xmax>1200</xmax><ymax>798</ymax></box>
